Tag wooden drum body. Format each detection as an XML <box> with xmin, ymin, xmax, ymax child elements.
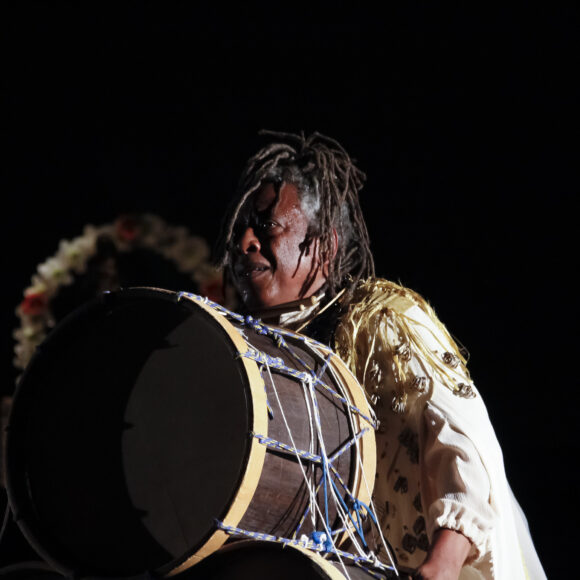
<box><xmin>6</xmin><ymin>288</ymin><xmax>376</xmax><ymax>579</ymax></box>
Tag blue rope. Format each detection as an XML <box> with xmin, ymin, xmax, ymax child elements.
<box><xmin>252</xmin><ymin>433</ymin><xmax>322</xmax><ymax>463</ymax></box>
<box><xmin>329</xmin><ymin>477</ymin><xmax>368</xmax><ymax>550</ymax></box>
<box><xmin>316</xmin><ymin>353</ymin><xmax>332</xmax><ymax>381</ymax></box>
<box><xmin>321</xmin><ymin>462</ymin><xmax>331</xmax><ymax>540</ymax></box>
<box><xmin>328</xmin><ymin>466</ymin><xmax>379</xmax><ymax>531</ymax></box>
<box><xmin>291</xmin><ymin>432</ymin><xmax>365</xmax><ymax>540</ymax></box>
<box><xmin>328</xmin><ymin>428</ymin><xmax>368</xmax><ymax>464</ymax></box>
<box><xmin>179</xmin><ymin>291</ymin><xmax>330</xmax><ymax>350</ymax></box>
<box><xmin>254</xmin><ymin>427</ymin><xmax>367</xmax><ymax>500</ymax></box>
<box><xmin>353</xmin><ymin>498</ymin><xmax>380</xmax><ymax>528</ymax></box>
<box><xmin>240</xmin><ymin>347</ymin><xmax>376</xmax><ymax>426</ymax></box>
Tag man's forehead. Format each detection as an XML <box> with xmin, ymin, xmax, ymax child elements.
<box><xmin>253</xmin><ymin>182</ymin><xmax>278</xmax><ymax>212</ymax></box>
<box><xmin>253</xmin><ymin>182</ymin><xmax>302</xmax><ymax>214</ymax></box>
<box><xmin>233</xmin><ymin>182</ymin><xmax>304</xmax><ymax>233</ymax></box>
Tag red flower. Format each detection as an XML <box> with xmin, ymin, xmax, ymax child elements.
<box><xmin>20</xmin><ymin>292</ymin><xmax>48</xmax><ymax>316</ymax></box>
<box><xmin>115</xmin><ymin>216</ymin><xmax>140</xmax><ymax>242</ymax></box>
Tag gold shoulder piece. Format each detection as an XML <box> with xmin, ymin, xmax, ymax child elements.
<box><xmin>335</xmin><ymin>278</ymin><xmax>474</xmax><ymax>414</ymax></box>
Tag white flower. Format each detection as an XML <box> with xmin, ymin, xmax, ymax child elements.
<box><xmin>82</xmin><ymin>224</ymin><xmax>97</xmax><ymax>236</ymax></box>
<box><xmin>24</xmin><ymin>275</ymin><xmax>49</xmax><ymax>297</ymax></box>
<box><xmin>37</xmin><ymin>257</ymin><xmax>73</xmax><ymax>288</ymax></box>
<box><xmin>161</xmin><ymin>225</ymin><xmax>189</xmax><ymax>244</ymax></box>
<box><xmin>57</xmin><ymin>236</ymin><xmax>97</xmax><ymax>274</ymax></box>
<box><xmin>95</xmin><ymin>224</ymin><xmax>114</xmax><ymax>238</ymax></box>
<box><xmin>139</xmin><ymin>214</ymin><xmax>166</xmax><ymax>247</ymax></box>
<box><xmin>13</xmin><ymin>321</ymin><xmax>45</xmax><ymax>342</ymax></box>
<box><xmin>13</xmin><ymin>334</ymin><xmax>44</xmax><ymax>369</ymax></box>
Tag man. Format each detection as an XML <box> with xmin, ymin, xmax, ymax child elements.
<box><xmin>216</xmin><ymin>131</ymin><xmax>545</xmax><ymax>579</ymax></box>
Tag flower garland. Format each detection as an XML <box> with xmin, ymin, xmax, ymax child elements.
<box><xmin>14</xmin><ymin>214</ymin><xmax>226</xmax><ymax>373</ymax></box>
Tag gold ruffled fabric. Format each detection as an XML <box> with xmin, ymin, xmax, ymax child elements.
<box><xmin>334</xmin><ymin>278</ymin><xmax>474</xmax><ymax>414</ymax></box>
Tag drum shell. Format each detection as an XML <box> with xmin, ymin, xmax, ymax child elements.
<box><xmin>233</xmin><ymin>329</ymin><xmax>354</xmax><ymax>540</ymax></box>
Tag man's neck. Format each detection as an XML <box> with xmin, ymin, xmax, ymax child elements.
<box><xmin>249</xmin><ymin>293</ymin><xmax>324</xmax><ymax>327</ymax></box>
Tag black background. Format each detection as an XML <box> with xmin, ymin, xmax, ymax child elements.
<box><xmin>1</xmin><ymin>3</ymin><xmax>577</xmax><ymax>576</ymax></box>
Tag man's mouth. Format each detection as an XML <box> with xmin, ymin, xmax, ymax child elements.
<box><xmin>237</xmin><ymin>263</ymin><xmax>271</xmax><ymax>279</ymax></box>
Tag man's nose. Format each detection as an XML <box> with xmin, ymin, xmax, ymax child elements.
<box><xmin>238</xmin><ymin>226</ymin><xmax>261</xmax><ymax>254</ymax></box>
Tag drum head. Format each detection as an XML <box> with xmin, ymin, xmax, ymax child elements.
<box><xmin>7</xmin><ymin>288</ymin><xmax>253</xmax><ymax>578</ymax></box>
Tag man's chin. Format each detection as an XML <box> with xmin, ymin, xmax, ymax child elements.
<box><xmin>248</xmin><ymin>295</ymin><xmax>315</xmax><ymax>316</ymax></box>
<box><xmin>242</xmin><ymin>291</ymin><xmax>290</xmax><ymax>313</ymax></box>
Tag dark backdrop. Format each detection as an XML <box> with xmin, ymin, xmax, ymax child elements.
<box><xmin>1</xmin><ymin>4</ymin><xmax>577</xmax><ymax>577</ymax></box>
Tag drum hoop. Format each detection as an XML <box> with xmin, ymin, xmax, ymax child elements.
<box><xmin>165</xmin><ymin>290</ymin><xmax>268</xmax><ymax>575</ymax></box>
<box><xmin>325</xmin><ymin>356</ymin><xmax>376</xmax><ymax>546</ymax></box>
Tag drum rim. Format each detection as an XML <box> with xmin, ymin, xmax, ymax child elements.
<box><xmin>5</xmin><ymin>287</ymin><xmax>268</xmax><ymax>579</ymax></box>
<box><xmin>326</xmin><ymin>354</ymin><xmax>376</xmax><ymax>547</ymax></box>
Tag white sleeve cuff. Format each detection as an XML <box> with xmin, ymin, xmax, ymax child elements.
<box><xmin>429</xmin><ymin>498</ymin><xmax>492</xmax><ymax>563</ymax></box>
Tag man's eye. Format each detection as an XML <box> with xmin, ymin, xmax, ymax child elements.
<box><xmin>258</xmin><ymin>220</ymin><xmax>278</xmax><ymax>231</ymax></box>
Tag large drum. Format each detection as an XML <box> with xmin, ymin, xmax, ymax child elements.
<box><xmin>6</xmin><ymin>288</ymin><xmax>378</xmax><ymax>578</ymax></box>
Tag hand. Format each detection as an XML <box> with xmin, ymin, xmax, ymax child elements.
<box><xmin>413</xmin><ymin>560</ymin><xmax>462</xmax><ymax>580</ymax></box>
<box><xmin>412</xmin><ymin>528</ymin><xmax>472</xmax><ymax>580</ymax></box>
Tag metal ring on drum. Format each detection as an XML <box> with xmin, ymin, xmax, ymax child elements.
<box><xmin>6</xmin><ymin>287</ymin><xmax>384</xmax><ymax>578</ymax></box>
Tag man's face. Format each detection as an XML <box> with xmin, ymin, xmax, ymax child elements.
<box><xmin>231</xmin><ymin>182</ymin><xmax>327</xmax><ymax>310</ymax></box>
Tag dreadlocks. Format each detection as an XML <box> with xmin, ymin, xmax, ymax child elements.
<box><xmin>216</xmin><ymin>130</ymin><xmax>375</xmax><ymax>302</ymax></box>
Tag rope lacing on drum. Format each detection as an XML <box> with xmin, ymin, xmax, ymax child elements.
<box><xmin>214</xmin><ymin>520</ymin><xmax>394</xmax><ymax>576</ymax></box>
<box><xmin>239</xmin><ymin>348</ymin><xmax>378</xmax><ymax>430</ymax></box>
<box><xmin>180</xmin><ymin>291</ymin><xmax>397</xmax><ymax>577</ymax></box>
<box><xmin>179</xmin><ymin>292</ymin><xmax>326</xmax><ymax>351</ymax></box>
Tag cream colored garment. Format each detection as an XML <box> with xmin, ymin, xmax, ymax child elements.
<box><xmin>334</xmin><ymin>279</ymin><xmax>545</xmax><ymax>579</ymax></box>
